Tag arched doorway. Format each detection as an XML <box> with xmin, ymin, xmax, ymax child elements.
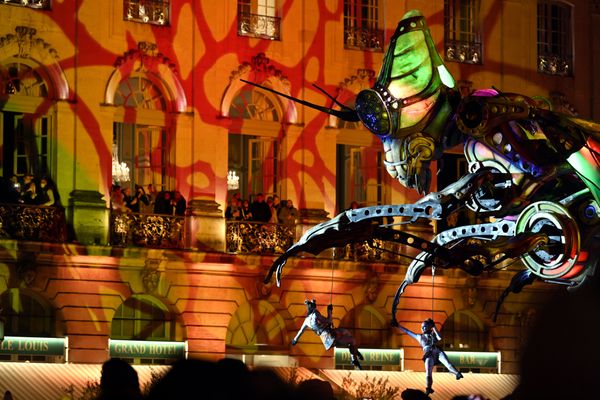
<box><xmin>225</xmin><ymin>300</ymin><xmax>292</xmax><ymax>367</ymax></box>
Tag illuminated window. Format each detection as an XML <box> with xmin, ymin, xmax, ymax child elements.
<box><xmin>228</xmin><ymin>87</ymin><xmax>280</xmax><ymax>199</ymax></box>
<box><xmin>444</xmin><ymin>0</ymin><xmax>483</xmax><ymax>64</ymax></box>
<box><xmin>113</xmin><ymin>77</ymin><xmax>170</xmax><ymax>191</ymax></box>
<box><xmin>343</xmin><ymin>0</ymin><xmax>383</xmax><ymax>51</ymax></box>
<box><xmin>1</xmin><ymin>0</ymin><xmax>50</xmax><ymax>10</ymax></box>
<box><xmin>0</xmin><ymin>289</ymin><xmax>54</xmax><ymax>337</ymax></box>
<box><xmin>111</xmin><ymin>297</ymin><xmax>174</xmax><ymax>341</ymax></box>
<box><xmin>537</xmin><ymin>0</ymin><xmax>573</xmax><ymax>76</ymax></box>
<box><xmin>238</xmin><ymin>0</ymin><xmax>281</xmax><ymax>40</ymax></box>
<box><xmin>124</xmin><ymin>0</ymin><xmax>169</xmax><ymax>25</ymax></box>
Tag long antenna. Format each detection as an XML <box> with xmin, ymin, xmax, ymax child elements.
<box><xmin>240</xmin><ymin>79</ymin><xmax>360</xmax><ymax>122</ymax></box>
<box><xmin>311</xmin><ymin>83</ymin><xmax>355</xmax><ymax>112</ymax></box>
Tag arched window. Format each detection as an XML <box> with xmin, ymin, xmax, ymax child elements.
<box><xmin>226</xmin><ymin>300</ymin><xmax>287</xmax><ymax>350</ymax></box>
<box><xmin>111</xmin><ymin>296</ymin><xmax>174</xmax><ymax>341</ymax></box>
<box><xmin>229</xmin><ymin>88</ymin><xmax>279</xmax><ymax>121</ymax></box>
<box><xmin>0</xmin><ymin>62</ymin><xmax>48</xmax><ymax>97</ymax></box>
<box><xmin>0</xmin><ymin>61</ymin><xmax>53</xmax><ymax>178</ymax></box>
<box><xmin>114</xmin><ymin>77</ymin><xmax>167</xmax><ymax>110</ymax></box>
<box><xmin>0</xmin><ymin>289</ymin><xmax>54</xmax><ymax>337</ymax></box>
<box><xmin>112</xmin><ymin>76</ymin><xmax>170</xmax><ymax>191</ymax></box>
<box><xmin>440</xmin><ymin>310</ymin><xmax>487</xmax><ymax>351</ymax></box>
<box><xmin>340</xmin><ymin>305</ymin><xmax>388</xmax><ymax>350</ymax></box>
<box><xmin>228</xmin><ymin>88</ymin><xmax>281</xmax><ymax>199</ymax></box>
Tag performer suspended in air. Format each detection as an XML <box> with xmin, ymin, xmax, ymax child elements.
<box><xmin>292</xmin><ymin>299</ymin><xmax>363</xmax><ymax>369</ymax></box>
<box><xmin>392</xmin><ymin>318</ymin><xmax>463</xmax><ymax>395</ymax></box>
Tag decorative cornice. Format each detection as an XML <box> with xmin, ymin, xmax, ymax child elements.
<box><xmin>0</xmin><ymin>25</ymin><xmax>59</xmax><ymax>59</ymax></box>
<box><xmin>114</xmin><ymin>41</ymin><xmax>178</xmax><ymax>75</ymax></box>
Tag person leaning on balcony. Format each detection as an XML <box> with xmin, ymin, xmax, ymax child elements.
<box><xmin>110</xmin><ymin>185</ymin><xmax>127</xmax><ymax>212</ymax></box>
<box><xmin>267</xmin><ymin>195</ymin><xmax>279</xmax><ymax>223</ymax></box>
<box><xmin>278</xmin><ymin>199</ymin><xmax>299</xmax><ymax>227</ymax></box>
<box><xmin>144</xmin><ymin>184</ymin><xmax>157</xmax><ymax>213</ymax></box>
<box><xmin>123</xmin><ymin>187</ymin><xmax>139</xmax><ymax>213</ymax></box>
<box><xmin>225</xmin><ymin>197</ymin><xmax>241</xmax><ymax>220</ymax></box>
<box><xmin>171</xmin><ymin>191</ymin><xmax>186</xmax><ymax>216</ymax></box>
<box><xmin>37</xmin><ymin>176</ymin><xmax>57</xmax><ymax>206</ymax></box>
<box><xmin>20</xmin><ymin>174</ymin><xmax>38</xmax><ymax>205</ymax></box>
<box><xmin>240</xmin><ymin>199</ymin><xmax>252</xmax><ymax>220</ymax></box>
<box><xmin>154</xmin><ymin>191</ymin><xmax>174</xmax><ymax>215</ymax></box>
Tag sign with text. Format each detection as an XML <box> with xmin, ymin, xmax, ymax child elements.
<box><xmin>0</xmin><ymin>336</ymin><xmax>66</xmax><ymax>356</ymax></box>
<box><xmin>335</xmin><ymin>347</ymin><xmax>403</xmax><ymax>368</ymax></box>
<box><xmin>445</xmin><ymin>351</ymin><xmax>500</xmax><ymax>371</ymax></box>
<box><xmin>109</xmin><ymin>339</ymin><xmax>186</xmax><ymax>359</ymax></box>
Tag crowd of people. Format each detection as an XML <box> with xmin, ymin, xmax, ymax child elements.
<box><xmin>97</xmin><ymin>357</ymin><xmax>336</xmax><ymax>400</ymax></box>
<box><xmin>110</xmin><ymin>183</ymin><xmax>187</xmax><ymax>216</ymax></box>
<box><xmin>225</xmin><ymin>192</ymin><xmax>299</xmax><ymax>227</ymax></box>
<box><xmin>0</xmin><ymin>174</ymin><xmax>59</xmax><ymax>206</ymax></box>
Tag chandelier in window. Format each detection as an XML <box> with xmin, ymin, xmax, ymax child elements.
<box><xmin>227</xmin><ymin>170</ymin><xmax>240</xmax><ymax>191</ymax></box>
<box><xmin>112</xmin><ymin>144</ymin><xmax>130</xmax><ymax>183</ymax></box>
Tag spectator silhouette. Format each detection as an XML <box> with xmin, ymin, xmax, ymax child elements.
<box><xmin>250</xmin><ymin>193</ymin><xmax>271</xmax><ymax>222</ymax></box>
<box><xmin>171</xmin><ymin>190</ymin><xmax>186</xmax><ymax>216</ymax></box>
<box><xmin>294</xmin><ymin>379</ymin><xmax>335</xmax><ymax>400</ymax></box>
<box><xmin>401</xmin><ymin>388</ymin><xmax>431</xmax><ymax>400</ymax></box>
<box><xmin>154</xmin><ymin>191</ymin><xmax>174</xmax><ymax>215</ymax></box>
<box><xmin>145</xmin><ymin>358</ymin><xmax>294</xmax><ymax>400</ymax></box>
<box><xmin>512</xmin><ymin>276</ymin><xmax>600</xmax><ymax>400</ymax></box>
<box><xmin>98</xmin><ymin>358</ymin><xmax>142</xmax><ymax>400</ymax></box>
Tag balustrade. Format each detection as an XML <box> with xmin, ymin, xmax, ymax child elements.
<box><xmin>111</xmin><ymin>212</ymin><xmax>184</xmax><ymax>249</ymax></box>
<box><xmin>0</xmin><ymin>204</ymin><xmax>66</xmax><ymax>242</ymax></box>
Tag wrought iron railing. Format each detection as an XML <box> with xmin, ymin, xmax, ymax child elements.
<box><xmin>537</xmin><ymin>53</ymin><xmax>571</xmax><ymax>76</ymax></box>
<box><xmin>110</xmin><ymin>211</ymin><xmax>184</xmax><ymax>249</ymax></box>
<box><xmin>124</xmin><ymin>0</ymin><xmax>169</xmax><ymax>25</ymax></box>
<box><xmin>1</xmin><ymin>0</ymin><xmax>50</xmax><ymax>9</ymax></box>
<box><xmin>237</xmin><ymin>10</ymin><xmax>281</xmax><ymax>40</ymax></box>
<box><xmin>445</xmin><ymin>39</ymin><xmax>483</xmax><ymax>65</ymax></box>
<box><xmin>226</xmin><ymin>221</ymin><xmax>294</xmax><ymax>254</ymax></box>
<box><xmin>344</xmin><ymin>27</ymin><xmax>384</xmax><ymax>51</ymax></box>
<box><xmin>0</xmin><ymin>204</ymin><xmax>66</xmax><ymax>242</ymax></box>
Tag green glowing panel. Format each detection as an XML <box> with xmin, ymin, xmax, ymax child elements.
<box><xmin>567</xmin><ymin>146</ymin><xmax>600</xmax><ymax>205</ymax></box>
<box><xmin>389</xmin><ymin>31</ymin><xmax>432</xmax><ymax>99</ymax></box>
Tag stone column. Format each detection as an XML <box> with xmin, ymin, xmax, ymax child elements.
<box><xmin>186</xmin><ymin>199</ymin><xmax>225</xmax><ymax>251</ymax></box>
<box><xmin>68</xmin><ymin>190</ymin><xmax>109</xmax><ymax>245</ymax></box>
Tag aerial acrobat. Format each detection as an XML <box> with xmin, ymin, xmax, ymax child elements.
<box><xmin>242</xmin><ymin>9</ymin><xmax>600</xmax><ymax>323</ymax></box>
<box><xmin>292</xmin><ymin>299</ymin><xmax>364</xmax><ymax>370</ymax></box>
